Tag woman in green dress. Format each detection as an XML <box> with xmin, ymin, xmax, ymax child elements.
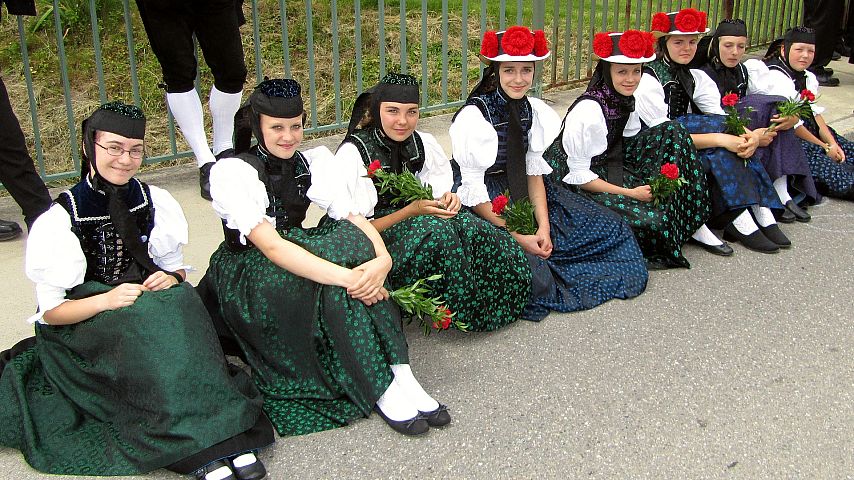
<box><xmin>201</xmin><ymin>79</ymin><xmax>449</xmax><ymax>437</ymax></box>
<box><xmin>331</xmin><ymin>73</ymin><xmax>531</xmax><ymax>332</ymax></box>
<box><xmin>0</xmin><ymin>102</ymin><xmax>273</xmax><ymax>480</ymax></box>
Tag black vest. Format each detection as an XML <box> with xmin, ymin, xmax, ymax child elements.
<box><xmin>644</xmin><ymin>62</ymin><xmax>701</xmax><ymax>119</ymax></box>
<box><xmin>465</xmin><ymin>90</ymin><xmax>533</xmax><ymax>175</ymax></box>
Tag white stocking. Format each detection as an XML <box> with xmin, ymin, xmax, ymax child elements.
<box><xmin>391</xmin><ymin>364</ymin><xmax>439</xmax><ymax>412</ymax></box>
<box><xmin>209</xmin><ymin>86</ymin><xmax>243</xmax><ymax>155</ymax></box>
<box><xmin>375</xmin><ymin>379</ymin><xmax>418</xmax><ymax>421</ymax></box>
<box><xmin>166</xmin><ymin>90</ymin><xmax>215</xmax><ymax>167</ymax></box>
<box><xmin>732</xmin><ymin>209</ymin><xmax>759</xmax><ymax>235</ymax></box>
<box><xmin>691</xmin><ymin>224</ymin><xmax>723</xmax><ymax>246</ymax></box>
<box><xmin>750</xmin><ymin>205</ymin><xmax>777</xmax><ymax>227</ymax></box>
<box><xmin>773</xmin><ymin>175</ymin><xmax>793</xmax><ymax>204</ymax></box>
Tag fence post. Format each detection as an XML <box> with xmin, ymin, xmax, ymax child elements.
<box><xmin>532</xmin><ymin>0</ymin><xmax>546</xmax><ymax>97</ymax></box>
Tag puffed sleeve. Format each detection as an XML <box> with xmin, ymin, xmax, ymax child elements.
<box><xmin>449</xmin><ymin>105</ymin><xmax>497</xmax><ymax>206</ymax></box>
<box><xmin>303</xmin><ymin>145</ymin><xmax>362</xmax><ymax>219</ymax></box>
<box><xmin>804</xmin><ymin>71</ymin><xmax>826</xmax><ymax>116</ymax></box>
<box><xmin>147</xmin><ymin>185</ymin><xmax>191</xmax><ymax>273</ymax></box>
<box><xmin>744</xmin><ymin>59</ymin><xmax>772</xmax><ymax>95</ymax></box>
<box><xmin>416</xmin><ymin>131</ymin><xmax>453</xmax><ymax>199</ymax></box>
<box><xmin>690</xmin><ymin>69</ymin><xmax>725</xmax><ymax>115</ymax></box>
<box><xmin>331</xmin><ymin>142</ymin><xmax>379</xmax><ymax>219</ymax></box>
<box><xmin>25</xmin><ymin>203</ymin><xmax>86</xmax><ymax>324</ymax></box>
<box><xmin>526</xmin><ymin>97</ymin><xmax>557</xmax><ymax>176</ymax></box>
<box><xmin>210</xmin><ymin>156</ymin><xmax>275</xmax><ymax>246</ymax></box>
<box><xmin>624</xmin><ymin>111</ymin><xmax>641</xmax><ymax>137</ymax></box>
<box><xmin>634</xmin><ymin>73</ymin><xmax>671</xmax><ymax>127</ymax></box>
<box><xmin>561</xmin><ymin>99</ymin><xmax>608</xmax><ymax>185</ymax></box>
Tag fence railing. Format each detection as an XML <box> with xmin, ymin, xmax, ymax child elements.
<box><xmin>1</xmin><ymin>0</ymin><xmax>802</xmax><ymax>185</ymax></box>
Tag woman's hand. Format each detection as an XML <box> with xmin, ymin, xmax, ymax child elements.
<box><xmin>405</xmin><ymin>199</ymin><xmax>456</xmax><ymax>219</ymax></box>
<box><xmin>511</xmin><ymin>231</ymin><xmax>551</xmax><ymax>258</ymax></box>
<box><xmin>738</xmin><ymin>131</ymin><xmax>758</xmax><ymax>158</ymax></box>
<box><xmin>754</xmin><ymin>127</ymin><xmax>777</xmax><ymax>147</ymax></box>
<box><xmin>535</xmin><ymin>226</ymin><xmax>553</xmax><ymax>259</ymax></box>
<box><xmin>769</xmin><ymin>114</ymin><xmax>798</xmax><ymax>131</ymax></box>
<box><xmin>101</xmin><ymin>283</ymin><xmax>146</xmax><ymax>311</ymax></box>
<box><xmin>438</xmin><ymin>191</ymin><xmax>461</xmax><ymax>214</ymax></box>
<box><xmin>828</xmin><ymin>142</ymin><xmax>846</xmax><ymax>162</ymax></box>
<box><xmin>142</xmin><ymin>271</ymin><xmax>179</xmax><ymax>291</ymax></box>
<box><xmin>346</xmin><ymin>254</ymin><xmax>392</xmax><ymax>301</ymax></box>
<box><xmin>627</xmin><ymin>185</ymin><xmax>652</xmax><ymax>202</ymax></box>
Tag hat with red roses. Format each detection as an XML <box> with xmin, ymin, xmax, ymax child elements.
<box><xmin>592</xmin><ymin>30</ymin><xmax>656</xmax><ymax>63</ymax></box>
<box><xmin>650</xmin><ymin>8</ymin><xmax>710</xmax><ymax>36</ymax></box>
<box><xmin>479</xmin><ymin>26</ymin><xmax>550</xmax><ymax>63</ymax></box>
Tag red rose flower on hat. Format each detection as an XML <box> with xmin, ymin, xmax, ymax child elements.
<box><xmin>481</xmin><ymin>30</ymin><xmax>499</xmax><ymax>58</ymax></box>
<box><xmin>674</xmin><ymin>8</ymin><xmax>703</xmax><ymax>32</ymax></box>
<box><xmin>651</xmin><ymin>12</ymin><xmax>671</xmax><ymax>32</ymax></box>
<box><xmin>533</xmin><ymin>30</ymin><xmax>549</xmax><ymax>56</ymax></box>
<box><xmin>619</xmin><ymin>30</ymin><xmax>648</xmax><ymax>58</ymax></box>
<box><xmin>593</xmin><ymin>32</ymin><xmax>614</xmax><ymax>58</ymax></box>
<box><xmin>501</xmin><ymin>26</ymin><xmax>535</xmax><ymax>56</ymax></box>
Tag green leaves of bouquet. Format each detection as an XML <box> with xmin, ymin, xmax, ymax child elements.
<box><xmin>366</xmin><ymin>160</ymin><xmax>434</xmax><ymax>205</ymax></box>
<box><xmin>649</xmin><ymin>162</ymin><xmax>687</xmax><ymax>207</ymax></box>
<box><xmin>389</xmin><ymin>274</ymin><xmax>469</xmax><ymax>335</ymax></box>
<box><xmin>490</xmin><ymin>191</ymin><xmax>537</xmax><ymax>235</ymax></box>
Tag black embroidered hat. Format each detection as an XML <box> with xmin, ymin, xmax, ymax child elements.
<box><xmin>346</xmin><ymin>72</ymin><xmax>421</xmax><ymax>135</ymax></box>
<box><xmin>81</xmin><ymin>101</ymin><xmax>146</xmax><ymax>178</ymax></box>
<box><xmin>234</xmin><ymin>78</ymin><xmax>305</xmax><ymax>154</ymax></box>
<box><xmin>714</xmin><ymin>18</ymin><xmax>748</xmax><ymax>38</ymax></box>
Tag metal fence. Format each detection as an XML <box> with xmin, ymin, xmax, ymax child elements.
<box><xmin>3</xmin><ymin>0</ymin><xmax>802</xmax><ymax>184</ymax></box>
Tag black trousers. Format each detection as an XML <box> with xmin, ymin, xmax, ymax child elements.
<box><xmin>135</xmin><ymin>0</ymin><xmax>247</xmax><ymax>93</ymax></box>
<box><xmin>0</xmin><ymin>76</ymin><xmax>51</xmax><ymax>229</ymax></box>
<box><xmin>804</xmin><ymin>0</ymin><xmax>845</xmax><ymax>69</ymax></box>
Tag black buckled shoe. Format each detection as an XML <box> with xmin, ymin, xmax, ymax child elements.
<box><xmin>200</xmin><ymin>162</ymin><xmax>215</xmax><ymax>201</ymax></box>
<box><xmin>784</xmin><ymin>200</ymin><xmax>810</xmax><ymax>223</ymax></box>
<box><xmin>723</xmin><ymin>224</ymin><xmax>779</xmax><ymax>254</ymax></box>
<box><xmin>373</xmin><ymin>405</ymin><xmax>430</xmax><ymax>436</ymax></box>
<box><xmin>230</xmin><ymin>453</ymin><xmax>266</xmax><ymax>480</ymax></box>
<box><xmin>758</xmin><ymin>223</ymin><xmax>791</xmax><ymax>248</ymax></box>
<box><xmin>194</xmin><ymin>460</ymin><xmax>236</xmax><ymax>480</ymax></box>
<box><xmin>0</xmin><ymin>218</ymin><xmax>22</xmax><ymax>241</ymax></box>
<box><xmin>419</xmin><ymin>404</ymin><xmax>451</xmax><ymax>427</ymax></box>
<box><xmin>687</xmin><ymin>237</ymin><xmax>734</xmax><ymax>256</ymax></box>
<box><xmin>774</xmin><ymin>207</ymin><xmax>796</xmax><ymax>223</ymax></box>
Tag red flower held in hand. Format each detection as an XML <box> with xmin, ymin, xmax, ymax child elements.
<box><xmin>651</xmin><ymin>12</ymin><xmax>671</xmax><ymax>33</ymax></box>
<box><xmin>800</xmin><ymin>89</ymin><xmax>816</xmax><ymax>102</ymax></box>
<box><xmin>367</xmin><ymin>160</ymin><xmax>382</xmax><ymax>177</ymax></box>
<box><xmin>592</xmin><ymin>32</ymin><xmax>614</xmax><ymax>58</ymax></box>
<box><xmin>481</xmin><ymin>30</ymin><xmax>499</xmax><ymax>57</ymax></box>
<box><xmin>491</xmin><ymin>194</ymin><xmax>509</xmax><ymax>215</ymax></box>
<box><xmin>722</xmin><ymin>93</ymin><xmax>739</xmax><ymax>107</ymax></box>
<box><xmin>674</xmin><ymin>8</ymin><xmax>703</xmax><ymax>33</ymax></box>
<box><xmin>501</xmin><ymin>26</ymin><xmax>535</xmax><ymax>56</ymax></box>
<box><xmin>660</xmin><ymin>162</ymin><xmax>679</xmax><ymax>180</ymax></box>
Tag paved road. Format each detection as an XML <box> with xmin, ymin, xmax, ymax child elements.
<box><xmin>1</xmin><ymin>61</ymin><xmax>853</xmax><ymax>479</ymax></box>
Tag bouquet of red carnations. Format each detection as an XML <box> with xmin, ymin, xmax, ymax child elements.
<box><xmin>365</xmin><ymin>160</ymin><xmax>434</xmax><ymax>206</ymax></box>
<box><xmin>721</xmin><ymin>93</ymin><xmax>754</xmax><ymax>136</ymax></box>
<box><xmin>768</xmin><ymin>89</ymin><xmax>817</xmax><ymax>132</ymax></box>
<box><xmin>648</xmin><ymin>162</ymin><xmax>687</xmax><ymax>207</ymax></box>
<box><xmin>390</xmin><ymin>274</ymin><xmax>468</xmax><ymax>335</ymax></box>
<box><xmin>491</xmin><ymin>191</ymin><xmax>537</xmax><ymax>235</ymax></box>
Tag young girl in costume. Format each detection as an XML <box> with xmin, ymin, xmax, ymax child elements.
<box><xmin>0</xmin><ymin>102</ymin><xmax>272</xmax><ymax>480</ymax></box>
<box><xmin>331</xmin><ymin>72</ymin><xmax>531</xmax><ymax>332</ymax></box>
<box><xmin>548</xmin><ymin>29</ymin><xmax>711</xmax><ymax>268</ymax></box>
<box><xmin>759</xmin><ymin>26</ymin><xmax>854</xmax><ymax>201</ymax></box>
<box><xmin>694</xmin><ymin>19</ymin><xmax>820</xmax><ymax>222</ymax></box>
<box><xmin>201</xmin><ymin>79</ymin><xmax>449</xmax><ymax>438</ymax></box>
<box><xmin>451</xmin><ymin>26</ymin><xmax>648</xmax><ymax>320</ymax></box>
<box><xmin>636</xmin><ymin>9</ymin><xmax>787</xmax><ymax>254</ymax></box>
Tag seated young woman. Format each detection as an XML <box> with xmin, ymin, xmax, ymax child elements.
<box><xmin>331</xmin><ymin>72</ymin><xmax>531</xmax><ymax>332</ymax></box>
<box><xmin>635</xmin><ymin>9</ymin><xmax>788</xmax><ymax>254</ymax></box>
<box><xmin>200</xmin><ymin>79</ymin><xmax>449</xmax><ymax>438</ymax></box>
<box><xmin>547</xmin><ymin>29</ymin><xmax>711</xmax><ymax>268</ymax></box>
<box><xmin>758</xmin><ymin>26</ymin><xmax>854</xmax><ymax>201</ymax></box>
<box><xmin>694</xmin><ymin>19</ymin><xmax>820</xmax><ymax>222</ymax></box>
<box><xmin>0</xmin><ymin>102</ymin><xmax>273</xmax><ymax>480</ymax></box>
<box><xmin>451</xmin><ymin>26</ymin><xmax>648</xmax><ymax>320</ymax></box>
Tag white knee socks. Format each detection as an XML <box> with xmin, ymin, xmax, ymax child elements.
<box><xmin>691</xmin><ymin>224</ymin><xmax>723</xmax><ymax>246</ymax></box>
<box><xmin>209</xmin><ymin>86</ymin><xmax>243</xmax><ymax>156</ymax></box>
<box><xmin>732</xmin><ymin>209</ymin><xmax>759</xmax><ymax>235</ymax></box>
<box><xmin>166</xmin><ymin>90</ymin><xmax>216</xmax><ymax>167</ymax></box>
<box><xmin>391</xmin><ymin>364</ymin><xmax>439</xmax><ymax>412</ymax></box>
<box><xmin>376</xmin><ymin>379</ymin><xmax>419</xmax><ymax>421</ymax></box>
<box><xmin>773</xmin><ymin>175</ymin><xmax>793</xmax><ymax>204</ymax></box>
<box><xmin>750</xmin><ymin>205</ymin><xmax>777</xmax><ymax>227</ymax></box>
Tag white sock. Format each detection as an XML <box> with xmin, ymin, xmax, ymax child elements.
<box><xmin>773</xmin><ymin>175</ymin><xmax>793</xmax><ymax>204</ymax></box>
<box><xmin>751</xmin><ymin>205</ymin><xmax>777</xmax><ymax>227</ymax></box>
<box><xmin>166</xmin><ymin>90</ymin><xmax>215</xmax><ymax>167</ymax></box>
<box><xmin>204</xmin><ymin>464</ymin><xmax>233</xmax><ymax>480</ymax></box>
<box><xmin>732</xmin><ymin>209</ymin><xmax>759</xmax><ymax>235</ymax></box>
<box><xmin>231</xmin><ymin>452</ymin><xmax>257</xmax><ymax>468</ymax></box>
<box><xmin>390</xmin><ymin>364</ymin><xmax>440</xmax><ymax>412</ymax></box>
<box><xmin>691</xmin><ymin>224</ymin><xmax>723</xmax><ymax>246</ymax></box>
<box><xmin>209</xmin><ymin>86</ymin><xmax>243</xmax><ymax>155</ymax></box>
<box><xmin>376</xmin><ymin>379</ymin><xmax>418</xmax><ymax>421</ymax></box>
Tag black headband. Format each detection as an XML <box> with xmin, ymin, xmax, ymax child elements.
<box><xmin>715</xmin><ymin>18</ymin><xmax>747</xmax><ymax>38</ymax></box>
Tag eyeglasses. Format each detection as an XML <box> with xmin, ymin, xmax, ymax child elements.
<box><xmin>95</xmin><ymin>142</ymin><xmax>145</xmax><ymax>159</ymax></box>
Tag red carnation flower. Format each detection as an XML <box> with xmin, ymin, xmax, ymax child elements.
<box><xmin>651</xmin><ymin>12</ymin><xmax>671</xmax><ymax>33</ymax></box>
<box><xmin>643</xmin><ymin>31</ymin><xmax>656</xmax><ymax>57</ymax></box>
<box><xmin>501</xmin><ymin>26</ymin><xmax>535</xmax><ymax>56</ymax></box>
<box><xmin>533</xmin><ymin>30</ymin><xmax>549</xmax><ymax>56</ymax></box>
<box><xmin>800</xmin><ymin>89</ymin><xmax>815</xmax><ymax>102</ymax></box>
<box><xmin>481</xmin><ymin>30</ymin><xmax>499</xmax><ymax>58</ymax></box>
<box><xmin>721</xmin><ymin>93</ymin><xmax>739</xmax><ymax>107</ymax></box>
<box><xmin>367</xmin><ymin>159</ymin><xmax>382</xmax><ymax>177</ymax></box>
<box><xmin>431</xmin><ymin>306</ymin><xmax>452</xmax><ymax>330</ymax></box>
<box><xmin>698</xmin><ymin>11</ymin><xmax>708</xmax><ymax>31</ymax></box>
<box><xmin>593</xmin><ymin>32</ymin><xmax>614</xmax><ymax>58</ymax></box>
<box><xmin>660</xmin><ymin>162</ymin><xmax>679</xmax><ymax>180</ymax></box>
<box><xmin>674</xmin><ymin>8</ymin><xmax>703</xmax><ymax>33</ymax></box>
<box><xmin>491</xmin><ymin>194</ymin><xmax>509</xmax><ymax>215</ymax></box>
<box><xmin>619</xmin><ymin>30</ymin><xmax>647</xmax><ymax>58</ymax></box>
